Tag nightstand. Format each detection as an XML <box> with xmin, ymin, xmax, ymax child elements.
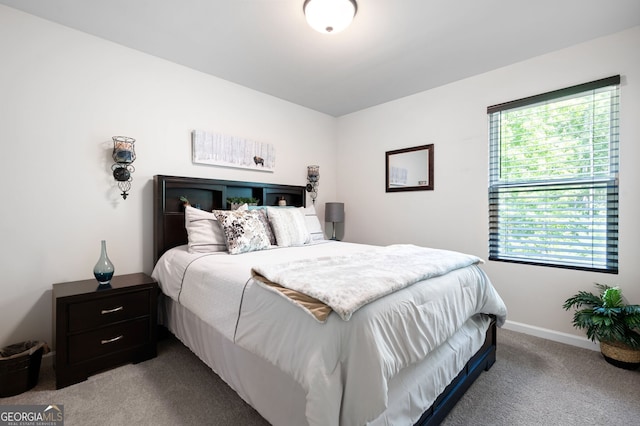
<box><xmin>52</xmin><ymin>273</ymin><xmax>158</xmax><ymax>389</ymax></box>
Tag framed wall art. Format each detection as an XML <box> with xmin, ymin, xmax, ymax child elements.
<box><xmin>192</xmin><ymin>129</ymin><xmax>275</xmax><ymax>172</ymax></box>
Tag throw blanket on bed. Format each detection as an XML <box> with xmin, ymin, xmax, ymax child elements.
<box><xmin>251</xmin><ymin>244</ymin><xmax>483</xmax><ymax>321</ymax></box>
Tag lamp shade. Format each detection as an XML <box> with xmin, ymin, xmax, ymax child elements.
<box><xmin>303</xmin><ymin>0</ymin><xmax>357</xmax><ymax>34</ymax></box>
<box><xmin>325</xmin><ymin>202</ymin><xmax>345</xmax><ymax>223</ymax></box>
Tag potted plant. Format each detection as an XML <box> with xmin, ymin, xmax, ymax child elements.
<box><xmin>563</xmin><ymin>283</ymin><xmax>640</xmax><ymax>369</ymax></box>
<box><xmin>226</xmin><ymin>197</ymin><xmax>259</xmax><ymax>210</ymax></box>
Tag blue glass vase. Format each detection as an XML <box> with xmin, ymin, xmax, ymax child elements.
<box><xmin>93</xmin><ymin>240</ymin><xmax>115</xmax><ymax>286</ymax></box>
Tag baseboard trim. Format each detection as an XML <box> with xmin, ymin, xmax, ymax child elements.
<box><xmin>503</xmin><ymin>320</ymin><xmax>600</xmax><ymax>352</ymax></box>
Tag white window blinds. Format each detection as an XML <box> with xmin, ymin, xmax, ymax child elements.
<box><xmin>488</xmin><ymin>76</ymin><xmax>620</xmax><ymax>273</ymax></box>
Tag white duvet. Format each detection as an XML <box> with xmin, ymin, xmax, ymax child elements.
<box><xmin>152</xmin><ymin>242</ymin><xmax>507</xmax><ymax>426</ymax></box>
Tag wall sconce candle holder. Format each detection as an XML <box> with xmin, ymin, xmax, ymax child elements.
<box><xmin>306</xmin><ymin>165</ymin><xmax>319</xmax><ymax>204</ymax></box>
<box><xmin>111</xmin><ymin>136</ymin><xmax>136</xmax><ymax>199</ymax></box>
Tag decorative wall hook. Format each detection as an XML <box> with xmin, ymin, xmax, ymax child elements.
<box><xmin>111</xmin><ymin>136</ymin><xmax>136</xmax><ymax>199</ymax></box>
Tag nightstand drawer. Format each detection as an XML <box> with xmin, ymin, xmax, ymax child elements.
<box><xmin>68</xmin><ymin>290</ymin><xmax>150</xmax><ymax>332</ymax></box>
<box><xmin>67</xmin><ymin>318</ymin><xmax>150</xmax><ymax>365</ymax></box>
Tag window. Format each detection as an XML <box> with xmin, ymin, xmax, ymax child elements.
<box><xmin>488</xmin><ymin>76</ymin><xmax>620</xmax><ymax>273</ymax></box>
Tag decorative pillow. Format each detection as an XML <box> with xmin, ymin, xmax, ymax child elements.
<box><xmin>302</xmin><ymin>205</ymin><xmax>325</xmax><ymax>241</ymax></box>
<box><xmin>251</xmin><ymin>205</ymin><xmax>322</xmax><ymax>241</ymax></box>
<box><xmin>184</xmin><ymin>206</ymin><xmax>227</xmax><ymax>253</ymax></box>
<box><xmin>267</xmin><ymin>207</ymin><xmax>311</xmax><ymax>247</ymax></box>
<box><xmin>242</xmin><ymin>204</ymin><xmax>277</xmax><ymax>245</ymax></box>
<box><xmin>253</xmin><ymin>208</ymin><xmax>277</xmax><ymax>245</ymax></box>
<box><xmin>212</xmin><ymin>210</ymin><xmax>271</xmax><ymax>254</ymax></box>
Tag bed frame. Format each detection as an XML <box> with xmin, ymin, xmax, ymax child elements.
<box><xmin>153</xmin><ymin>174</ymin><xmax>307</xmax><ymax>264</ymax></box>
<box><xmin>153</xmin><ymin>174</ymin><xmax>497</xmax><ymax>426</ymax></box>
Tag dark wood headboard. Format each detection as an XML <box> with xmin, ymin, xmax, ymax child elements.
<box><xmin>153</xmin><ymin>175</ymin><xmax>306</xmax><ymax>264</ymax></box>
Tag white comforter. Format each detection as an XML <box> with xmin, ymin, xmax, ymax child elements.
<box><xmin>152</xmin><ymin>242</ymin><xmax>507</xmax><ymax>426</ymax></box>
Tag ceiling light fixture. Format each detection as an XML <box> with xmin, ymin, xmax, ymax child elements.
<box><xmin>303</xmin><ymin>0</ymin><xmax>357</xmax><ymax>34</ymax></box>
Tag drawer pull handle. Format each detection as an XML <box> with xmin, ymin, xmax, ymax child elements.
<box><xmin>101</xmin><ymin>306</ymin><xmax>124</xmax><ymax>314</ymax></box>
<box><xmin>101</xmin><ymin>335</ymin><xmax>124</xmax><ymax>345</ymax></box>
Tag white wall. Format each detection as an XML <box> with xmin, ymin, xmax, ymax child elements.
<box><xmin>337</xmin><ymin>26</ymin><xmax>640</xmax><ymax>346</ymax></box>
<box><xmin>0</xmin><ymin>6</ymin><xmax>337</xmax><ymax>347</ymax></box>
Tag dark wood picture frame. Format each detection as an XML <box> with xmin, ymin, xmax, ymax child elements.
<box><xmin>386</xmin><ymin>144</ymin><xmax>434</xmax><ymax>192</ymax></box>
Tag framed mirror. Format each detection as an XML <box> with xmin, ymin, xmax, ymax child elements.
<box><xmin>385</xmin><ymin>144</ymin><xmax>434</xmax><ymax>192</ymax></box>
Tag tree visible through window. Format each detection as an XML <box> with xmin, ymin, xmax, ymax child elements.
<box><xmin>488</xmin><ymin>76</ymin><xmax>620</xmax><ymax>273</ymax></box>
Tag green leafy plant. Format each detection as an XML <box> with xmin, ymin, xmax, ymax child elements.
<box><xmin>227</xmin><ymin>197</ymin><xmax>259</xmax><ymax>205</ymax></box>
<box><xmin>563</xmin><ymin>283</ymin><xmax>640</xmax><ymax>349</ymax></box>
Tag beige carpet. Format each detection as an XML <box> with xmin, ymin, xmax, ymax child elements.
<box><xmin>2</xmin><ymin>329</ymin><xmax>639</xmax><ymax>425</ymax></box>
<box><xmin>442</xmin><ymin>329</ymin><xmax>640</xmax><ymax>425</ymax></box>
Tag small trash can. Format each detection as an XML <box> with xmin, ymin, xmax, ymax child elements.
<box><xmin>0</xmin><ymin>340</ymin><xmax>48</xmax><ymax>397</ymax></box>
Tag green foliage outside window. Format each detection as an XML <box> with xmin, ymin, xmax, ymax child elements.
<box><xmin>488</xmin><ymin>76</ymin><xmax>619</xmax><ymax>272</ymax></box>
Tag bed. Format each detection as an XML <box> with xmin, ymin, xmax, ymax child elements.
<box><xmin>151</xmin><ymin>174</ymin><xmax>507</xmax><ymax>426</ymax></box>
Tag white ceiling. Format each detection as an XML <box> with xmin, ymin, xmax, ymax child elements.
<box><xmin>2</xmin><ymin>0</ymin><xmax>639</xmax><ymax>116</ymax></box>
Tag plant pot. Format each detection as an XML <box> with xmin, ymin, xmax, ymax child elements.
<box><xmin>600</xmin><ymin>340</ymin><xmax>640</xmax><ymax>370</ymax></box>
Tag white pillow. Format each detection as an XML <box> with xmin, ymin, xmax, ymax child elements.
<box><xmin>184</xmin><ymin>206</ymin><xmax>227</xmax><ymax>253</ymax></box>
<box><xmin>267</xmin><ymin>207</ymin><xmax>311</xmax><ymax>247</ymax></box>
<box><xmin>302</xmin><ymin>205</ymin><xmax>325</xmax><ymax>241</ymax></box>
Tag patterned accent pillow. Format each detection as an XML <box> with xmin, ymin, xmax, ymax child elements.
<box><xmin>267</xmin><ymin>207</ymin><xmax>311</xmax><ymax>247</ymax></box>
<box><xmin>184</xmin><ymin>206</ymin><xmax>227</xmax><ymax>253</ymax></box>
<box><xmin>253</xmin><ymin>208</ymin><xmax>277</xmax><ymax>245</ymax></box>
<box><xmin>242</xmin><ymin>204</ymin><xmax>277</xmax><ymax>245</ymax></box>
<box><xmin>212</xmin><ymin>210</ymin><xmax>271</xmax><ymax>254</ymax></box>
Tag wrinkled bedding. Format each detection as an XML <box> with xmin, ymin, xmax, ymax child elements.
<box><xmin>152</xmin><ymin>242</ymin><xmax>507</xmax><ymax>426</ymax></box>
<box><xmin>252</xmin><ymin>244</ymin><xmax>484</xmax><ymax>321</ymax></box>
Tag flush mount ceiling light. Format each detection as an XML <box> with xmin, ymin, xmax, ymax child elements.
<box><xmin>303</xmin><ymin>0</ymin><xmax>357</xmax><ymax>34</ymax></box>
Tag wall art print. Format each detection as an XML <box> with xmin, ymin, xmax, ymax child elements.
<box><xmin>192</xmin><ymin>129</ymin><xmax>275</xmax><ymax>172</ymax></box>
